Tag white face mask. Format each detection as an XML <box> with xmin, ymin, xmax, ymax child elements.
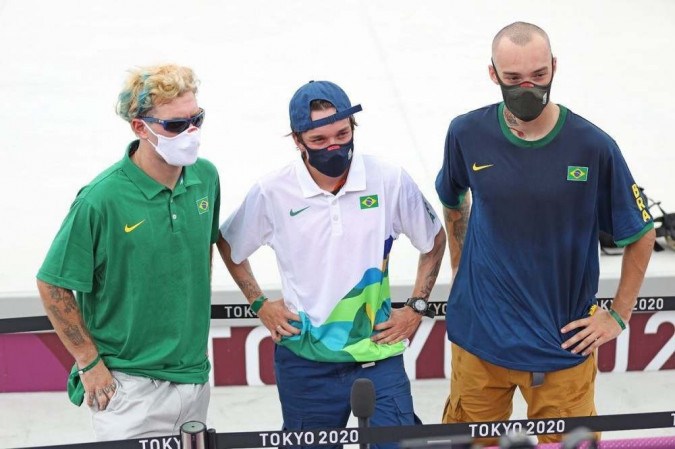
<box><xmin>144</xmin><ymin>123</ymin><xmax>201</xmax><ymax>166</ymax></box>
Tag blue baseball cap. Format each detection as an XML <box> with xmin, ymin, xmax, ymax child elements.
<box><xmin>289</xmin><ymin>80</ymin><xmax>363</xmax><ymax>133</ymax></box>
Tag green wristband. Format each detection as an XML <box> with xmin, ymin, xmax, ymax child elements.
<box><xmin>250</xmin><ymin>295</ymin><xmax>268</xmax><ymax>314</ymax></box>
<box><xmin>608</xmin><ymin>309</ymin><xmax>626</xmax><ymax>331</ymax></box>
<box><xmin>76</xmin><ymin>354</ymin><xmax>101</xmax><ymax>376</ymax></box>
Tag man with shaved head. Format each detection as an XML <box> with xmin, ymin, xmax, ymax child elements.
<box><xmin>435</xmin><ymin>22</ymin><xmax>655</xmax><ymax>445</ymax></box>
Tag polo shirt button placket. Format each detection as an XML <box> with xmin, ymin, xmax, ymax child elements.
<box><xmin>169</xmin><ymin>193</ymin><xmax>179</xmax><ymax>232</ymax></box>
<box><xmin>329</xmin><ymin>195</ymin><xmax>342</xmax><ymax>235</ymax></box>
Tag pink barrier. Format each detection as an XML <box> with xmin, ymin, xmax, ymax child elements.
<box><xmin>487</xmin><ymin>435</ymin><xmax>675</xmax><ymax>448</ymax></box>
<box><xmin>592</xmin><ymin>436</ymin><xmax>674</xmax><ymax>448</ymax></box>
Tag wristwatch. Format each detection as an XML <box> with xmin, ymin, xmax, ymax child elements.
<box><xmin>405</xmin><ymin>297</ymin><xmax>435</xmax><ymax>318</ymax></box>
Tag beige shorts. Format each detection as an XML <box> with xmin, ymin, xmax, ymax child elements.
<box><xmin>90</xmin><ymin>370</ymin><xmax>210</xmax><ymax>441</ymax></box>
<box><xmin>442</xmin><ymin>343</ymin><xmax>597</xmax><ymax>445</ymax></box>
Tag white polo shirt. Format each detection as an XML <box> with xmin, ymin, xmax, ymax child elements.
<box><xmin>220</xmin><ymin>153</ymin><xmax>441</xmax><ymax>362</ymax></box>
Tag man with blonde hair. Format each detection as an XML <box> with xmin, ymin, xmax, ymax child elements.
<box><xmin>436</xmin><ymin>22</ymin><xmax>655</xmax><ymax>445</ymax></box>
<box><xmin>37</xmin><ymin>63</ymin><xmax>220</xmax><ymax>440</ymax></box>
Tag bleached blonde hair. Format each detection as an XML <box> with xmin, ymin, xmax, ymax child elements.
<box><xmin>116</xmin><ymin>64</ymin><xmax>199</xmax><ymax>121</ymax></box>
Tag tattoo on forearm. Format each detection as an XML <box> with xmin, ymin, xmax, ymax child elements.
<box><xmin>420</xmin><ymin>265</ymin><xmax>441</xmax><ymax>298</ymax></box>
<box><xmin>418</xmin><ymin>236</ymin><xmax>444</xmax><ymax>298</ymax></box>
<box><xmin>235</xmin><ymin>267</ymin><xmax>262</xmax><ymax>299</ymax></box>
<box><xmin>46</xmin><ymin>286</ymin><xmax>88</xmax><ymax>347</ymax></box>
<box><xmin>47</xmin><ymin>298</ymin><xmax>87</xmax><ymax>347</ymax></box>
<box><xmin>64</xmin><ymin>324</ymin><xmax>86</xmax><ymax>345</ymax></box>
<box><xmin>236</xmin><ymin>280</ymin><xmax>262</xmax><ymax>299</ymax></box>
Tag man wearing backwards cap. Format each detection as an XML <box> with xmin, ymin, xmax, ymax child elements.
<box><xmin>218</xmin><ymin>80</ymin><xmax>446</xmax><ymax>448</ymax></box>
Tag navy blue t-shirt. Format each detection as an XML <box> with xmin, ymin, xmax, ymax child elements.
<box><xmin>435</xmin><ymin>103</ymin><xmax>653</xmax><ymax>371</ymax></box>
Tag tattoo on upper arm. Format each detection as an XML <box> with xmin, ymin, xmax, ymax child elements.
<box><xmin>443</xmin><ymin>207</ymin><xmax>454</xmax><ymax>232</ymax></box>
<box><xmin>47</xmin><ymin>285</ymin><xmax>77</xmax><ymax>313</ymax></box>
<box><xmin>454</xmin><ymin>201</ymin><xmax>470</xmax><ymax>244</ymax></box>
<box><xmin>47</xmin><ymin>285</ymin><xmax>67</xmax><ymax>300</ymax></box>
<box><xmin>444</xmin><ymin>203</ymin><xmax>470</xmax><ymax>248</ymax></box>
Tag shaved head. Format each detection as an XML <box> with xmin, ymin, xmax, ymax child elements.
<box><xmin>492</xmin><ymin>22</ymin><xmax>552</xmax><ymax>60</ymax></box>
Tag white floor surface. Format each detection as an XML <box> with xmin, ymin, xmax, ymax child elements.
<box><xmin>1</xmin><ymin>372</ymin><xmax>674</xmax><ymax>448</ymax></box>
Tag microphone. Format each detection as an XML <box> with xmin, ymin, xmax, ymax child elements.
<box><xmin>351</xmin><ymin>378</ymin><xmax>376</xmax><ymax>449</ymax></box>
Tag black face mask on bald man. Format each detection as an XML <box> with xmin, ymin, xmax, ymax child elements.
<box><xmin>492</xmin><ymin>58</ymin><xmax>554</xmax><ymax>122</ymax></box>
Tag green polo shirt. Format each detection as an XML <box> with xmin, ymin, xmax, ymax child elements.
<box><xmin>38</xmin><ymin>141</ymin><xmax>220</xmax><ymax>396</ymax></box>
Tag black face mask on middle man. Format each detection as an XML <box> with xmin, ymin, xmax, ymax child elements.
<box><xmin>492</xmin><ymin>58</ymin><xmax>554</xmax><ymax>122</ymax></box>
<box><xmin>301</xmin><ymin>139</ymin><xmax>354</xmax><ymax>178</ymax></box>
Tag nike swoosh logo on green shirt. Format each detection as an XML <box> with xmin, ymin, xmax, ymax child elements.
<box><xmin>289</xmin><ymin>206</ymin><xmax>310</xmax><ymax>217</ymax></box>
<box><xmin>124</xmin><ymin>220</ymin><xmax>146</xmax><ymax>233</ymax></box>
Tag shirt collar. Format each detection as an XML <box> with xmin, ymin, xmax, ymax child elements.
<box><xmin>294</xmin><ymin>152</ymin><xmax>367</xmax><ymax>198</ymax></box>
<box><xmin>341</xmin><ymin>152</ymin><xmax>366</xmax><ymax>192</ymax></box>
<box><xmin>121</xmin><ymin>140</ymin><xmax>202</xmax><ymax>200</ymax></box>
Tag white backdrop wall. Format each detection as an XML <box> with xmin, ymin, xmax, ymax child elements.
<box><xmin>1</xmin><ymin>0</ymin><xmax>673</xmax><ymax>296</ymax></box>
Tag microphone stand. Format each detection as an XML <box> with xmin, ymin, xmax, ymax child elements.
<box><xmin>351</xmin><ymin>378</ymin><xmax>376</xmax><ymax>449</ymax></box>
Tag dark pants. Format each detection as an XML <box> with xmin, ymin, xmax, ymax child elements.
<box><xmin>274</xmin><ymin>345</ymin><xmax>420</xmax><ymax>449</ymax></box>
